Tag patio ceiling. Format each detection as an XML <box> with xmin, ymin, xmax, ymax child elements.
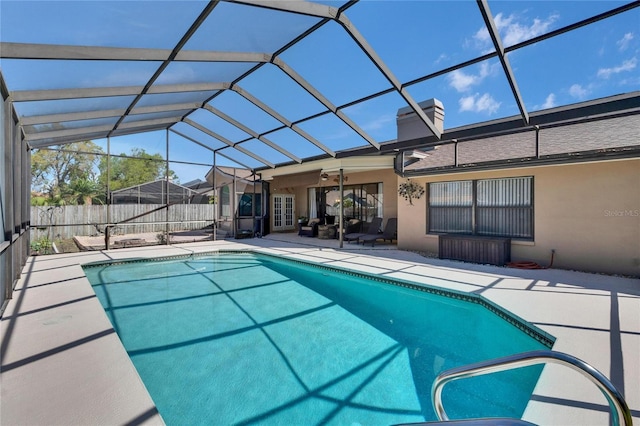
<box><xmin>1</xmin><ymin>0</ymin><xmax>639</xmax><ymax>171</ymax></box>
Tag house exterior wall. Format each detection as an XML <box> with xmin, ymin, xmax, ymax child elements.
<box><xmin>397</xmin><ymin>158</ymin><xmax>640</xmax><ymax>276</ymax></box>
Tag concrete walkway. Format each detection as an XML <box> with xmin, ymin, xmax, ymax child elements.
<box><xmin>1</xmin><ymin>236</ymin><xmax>638</xmax><ymax>425</ymax></box>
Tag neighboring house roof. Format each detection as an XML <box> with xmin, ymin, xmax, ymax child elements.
<box><xmin>111</xmin><ymin>179</ymin><xmax>194</xmax><ymax>194</ymax></box>
<box><xmin>111</xmin><ymin>179</ymin><xmax>203</xmax><ymax>204</ymax></box>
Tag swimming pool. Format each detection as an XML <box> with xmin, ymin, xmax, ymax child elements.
<box><xmin>84</xmin><ymin>251</ymin><xmax>553</xmax><ymax>425</ymax></box>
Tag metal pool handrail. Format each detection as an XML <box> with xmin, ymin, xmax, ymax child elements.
<box><xmin>431</xmin><ymin>350</ymin><xmax>632</xmax><ymax>426</ymax></box>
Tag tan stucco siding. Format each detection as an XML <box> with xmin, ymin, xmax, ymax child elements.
<box><xmin>397</xmin><ymin>159</ymin><xmax>640</xmax><ymax>276</ymax></box>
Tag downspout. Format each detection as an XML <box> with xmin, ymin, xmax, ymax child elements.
<box><xmin>105</xmin><ymin>136</ymin><xmax>111</xmax><ymax>250</ymax></box>
<box><xmin>339</xmin><ymin>168</ymin><xmax>344</xmax><ymax>248</ymax></box>
<box><xmin>165</xmin><ymin>129</ymin><xmax>170</xmax><ymax>245</ymax></box>
<box><xmin>233</xmin><ymin>168</ymin><xmax>237</xmax><ymax>238</ymax></box>
<box><xmin>252</xmin><ymin>170</ymin><xmax>256</xmax><ymax>237</ymax></box>
<box><xmin>213</xmin><ymin>150</ymin><xmax>217</xmax><ymax>241</ymax></box>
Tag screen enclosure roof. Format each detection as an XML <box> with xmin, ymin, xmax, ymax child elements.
<box><xmin>1</xmin><ymin>0</ymin><xmax>639</xmax><ymax>171</ymax></box>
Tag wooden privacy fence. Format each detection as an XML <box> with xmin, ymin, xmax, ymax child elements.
<box><xmin>31</xmin><ymin>204</ymin><xmax>216</xmax><ymax>239</ymax></box>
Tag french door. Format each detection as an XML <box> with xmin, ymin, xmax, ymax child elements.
<box><xmin>272</xmin><ymin>194</ymin><xmax>295</xmax><ymax>231</ymax></box>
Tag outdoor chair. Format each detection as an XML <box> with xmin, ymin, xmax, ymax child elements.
<box><xmin>335</xmin><ymin>218</ymin><xmax>361</xmax><ymax>239</ymax></box>
<box><xmin>344</xmin><ymin>217</ymin><xmax>382</xmax><ymax>243</ymax></box>
<box><xmin>360</xmin><ymin>218</ymin><xmax>397</xmax><ymax>247</ymax></box>
<box><xmin>344</xmin><ymin>219</ymin><xmax>361</xmax><ymax>235</ymax></box>
<box><xmin>299</xmin><ymin>218</ymin><xmax>323</xmax><ymax>237</ymax></box>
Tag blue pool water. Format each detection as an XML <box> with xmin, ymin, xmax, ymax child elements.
<box><xmin>84</xmin><ymin>252</ymin><xmax>551</xmax><ymax>425</ymax></box>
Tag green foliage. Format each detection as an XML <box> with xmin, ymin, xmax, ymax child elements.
<box><xmin>30</xmin><ymin>236</ymin><xmax>53</xmax><ymax>255</ymax></box>
<box><xmin>31</xmin><ymin>195</ymin><xmax>66</xmax><ymax>206</ymax></box>
<box><xmin>31</xmin><ymin>144</ymin><xmax>180</xmax><ymax>206</ymax></box>
<box><xmin>31</xmin><ymin>141</ymin><xmax>103</xmax><ymax>201</ymax></box>
<box><xmin>63</xmin><ymin>178</ymin><xmax>100</xmax><ymax>205</ymax></box>
<box><xmin>31</xmin><ymin>196</ymin><xmax>49</xmax><ymax>206</ymax></box>
<box><xmin>97</xmin><ymin>148</ymin><xmax>179</xmax><ymax>192</ymax></box>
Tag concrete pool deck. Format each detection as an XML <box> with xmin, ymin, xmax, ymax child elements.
<box><xmin>1</xmin><ymin>236</ymin><xmax>638</xmax><ymax>425</ymax></box>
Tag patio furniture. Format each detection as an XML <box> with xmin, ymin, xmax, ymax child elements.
<box><xmin>317</xmin><ymin>224</ymin><xmax>336</xmax><ymax>239</ymax></box>
<box><xmin>360</xmin><ymin>218</ymin><xmax>397</xmax><ymax>247</ymax></box>
<box><xmin>324</xmin><ymin>214</ymin><xmax>336</xmax><ymax>225</ymax></box>
<box><xmin>335</xmin><ymin>218</ymin><xmax>361</xmax><ymax>239</ymax></box>
<box><xmin>344</xmin><ymin>217</ymin><xmax>382</xmax><ymax>243</ymax></box>
<box><xmin>235</xmin><ymin>229</ymin><xmax>254</xmax><ymax>239</ymax></box>
<box><xmin>299</xmin><ymin>218</ymin><xmax>323</xmax><ymax>237</ymax></box>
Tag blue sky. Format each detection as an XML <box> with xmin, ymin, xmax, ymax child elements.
<box><xmin>1</xmin><ymin>1</ymin><xmax>638</xmax><ymax>183</ymax></box>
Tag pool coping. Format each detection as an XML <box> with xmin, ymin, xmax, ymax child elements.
<box><xmin>2</xmin><ymin>239</ymin><xmax>638</xmax><ymax>425</ymax></box>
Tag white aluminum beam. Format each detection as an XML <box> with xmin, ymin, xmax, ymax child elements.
<box><xmin>130</xmin><ymin>101</ymin><xmax>203</xmax><ymax>116</ymax></box>
<box><xmin>273</xmin><ymin>57</ymin><xmax>380</xmax><ymax>150</ymax></box>
<box><xmin>21</xmin><ymin>109</ymin><xmax>127</xmax><ymax>126</ymax></box>
<box><xmin>24</xmin><ymin>116</ymin><xmax>178</xmax><ymax>142</ymax></box>
<box><xmin>175</xmin><ymin>50</ymin><xmax>271</xmax><ymax>63</ymax></box>
<box><xmin>11</xmin><ymin>83</ymin><xmax>227</xmax><ymax>102</ymax></box>
<box><xmin>169</xmin><ymin>129</ymin><xmax>215</xmax><ymax>152</ymax></box>
<box><xmin>0</xmin><ymin>42</ymin><xmax>169</xmax><ymax>61</ymax></box>
<box><xmin>24</xmin><ymin>124</ymin><xmax>114</xmax><ymax>142</ymax></box>
<box><xmin>233</xmin><ymin>1</ymin><xmax>441</xmax><ymax>140</ymax></box>
<box><xmin>220</xmin><ymin>144</ymin><xmax>274</xmax><ymax>168</ymax></box>
<box><xmin>232</xmin><ymin>85</ymin><xmax>336</xmax><ymax>157</ymax></box>
<box><xmin>184</xmin><ymin>118</ymin><xmax>274</xmax><ymax>168</ymax></box>
<box><xmin>204</xmin><ymin>105</ymin><xmax>301</xmax><ymax>163</ymax></box>
<box><xmin>477</xmin><ymin>0</ymin><xmax>529</xmax><ymax>125</ymax></box>
<box><xmin>335</xmin><ymin>13</ymin><xmax>442</xmax><ymax>139</ymax></box>
<box><xmin>171</xmin><ymin>129</ymin><xmax>255</xmax><ymax>174</ymax></box>
<box><xmin>117</xmin><ymin>116</ymin><xmax>186</xmax><ymax>130</ymax></box>
<box><xmin>227</xmin><ymin>0</ymin><xmax>336</xmax><ymax>19</ymax></box>
<box><xmin>0</xmin><ymin>42</ymin><xmax>272</xmax><ymax>63</ymax></box>
<box><xmin>20</xmin><ymin>102</ymin><xmax>201</xmax><ymax>126</ymax></box>
<box><xmin>184</xmin><ymin>118</ymin><xmax>234</xmax><ymax>147</ymax></box>
<box><xmin>28</xmin><ymin>131</ymin><xmax>112</xmax><ymax>148</ymax></box>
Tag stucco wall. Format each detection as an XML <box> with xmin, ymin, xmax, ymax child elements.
<box><xmin>397</xmin><ymin>159</ymin><xmax>640</xmax><ymax>276</ymax></box>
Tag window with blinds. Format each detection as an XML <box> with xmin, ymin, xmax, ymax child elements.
<box><xmin>428</xmin><ymin>177</ymin><xmax>533</xmax><ymax>239</ymax></box>
<box><xmin>428</xmin><ymin>181</ymin><xmax>473</xmax><ymax>233</ymax></box>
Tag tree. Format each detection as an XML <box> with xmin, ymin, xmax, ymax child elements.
<box><xmin>31</xmin><ymin>141</ymin><xmax>103</xmax><ymax>202</ymax></box>
<box><xmin>63</xmin><ymin>178</ymin><xmax>100</xmax><ymax>205</ymax></box>
<box><xmin>97</xmin><ymin>148</ymin><xmax>178</xmax><ymax>193</ymax></box>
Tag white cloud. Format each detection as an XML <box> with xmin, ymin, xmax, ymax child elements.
<box><xmin>449</xmin><ymin>70</ymin><xmax>478</xmax><ymax>92</ymax></box>
<box><xmin>473</xmin><ymin>27</ymin><xmax>491</xmax><ymax>45</ymax></box>
<box><xmin>569</xmin><ymin>84</ymin><xmax>588</xmax><ymax>99</ymax></box>
<box><xmin>501</xmin><ymin>13</ymin><xmax>558</xmax><ymax>46</ymax></box>
<box><xmin>434</xmin><ymin>53</ymin><xmax>449</xmax><ymax>65</ymax></box>
<box><xmin>542</xmin><ymin>93</ymin><xmax>556</xmax><ymax>109</ymax></box>
<box><xmin>617</xmin><ymin>32</ymin><xmax>634</xmax><ymax>51</ymax></box>
<box><xmin>362</xmin><ymin>114</ymin><xmax>395</xmax><ymax>132</ymax></box>
<box><xmin>597</xmin><ymin>57</ymin><xmax>637</xmax><ymax>79</ymax></box>
<box><xmin>448</xmin><ymin>62</ymin><xmax>497</xmax><ymax>92</ymax></box>
<box><xmin>473</xmin><ymin>12</ymin><xmax>559</xmax><ymax>49</ymax></box>
<box><xmin>459</xmin><ymin>93</ymin><xmax>501</xmax><ymax>114</ymax></box>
